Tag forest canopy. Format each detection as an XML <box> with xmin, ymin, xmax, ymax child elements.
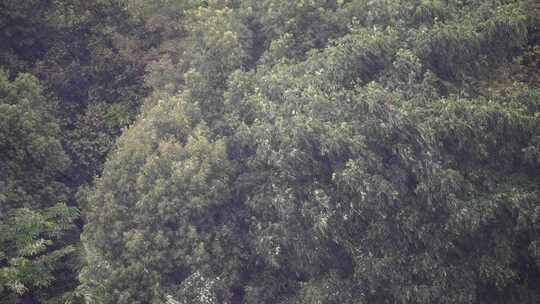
<box><xmin>1</xmin><ymin>0</ymin><xmax>539</xmax><ymax>303</ymax></box>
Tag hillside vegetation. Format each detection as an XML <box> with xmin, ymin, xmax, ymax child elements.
<box><xmin>1</xmin><ymin>1</ymin><xmax>539</xmax><ymax>303</ymax></box>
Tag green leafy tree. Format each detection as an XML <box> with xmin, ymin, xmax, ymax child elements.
<box><xmin>81</xmin><ymin>0</ymin><xmax>540</xmax><ymax>303</ymax></box>
<box><xmin>0</xmin><ymin>204</ymin><xmax>79</xmax><ymax>303</ymax></box>
<box><xmin>0</xmin><ymin>71</ymin><xmax>80</xmax><ymax>303</ymax></box>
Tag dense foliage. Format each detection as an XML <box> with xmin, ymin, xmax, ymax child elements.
<box><xmin>81</xmin><ymin>0</ymin><xmax>540</xmax><ymax>303</ymax></box>
<box><xmin>0</xmin><ymin>71</ymin><xmax>79</xmax><ymax>302</ymax></box>
<box><xmin>1</xmin><ymin>0</ymin><xmax>539</xmax><ymax>303</ymax></box>
<box><xmin>1</xmin><ymin>0</ymin><xmax>149</xmax><ymax>302</ymax></box>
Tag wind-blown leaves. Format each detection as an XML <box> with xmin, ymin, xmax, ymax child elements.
<box><xmin>79</xmin><ymin>0</ymin><xmax>540</xmax><ymax>303</ymax></box>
